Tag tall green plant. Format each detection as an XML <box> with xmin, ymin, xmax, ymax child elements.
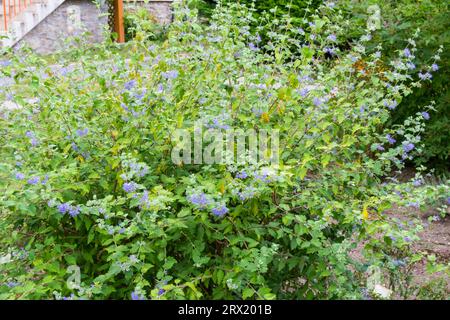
<box><xmin>338</xmin><ymin>0</ymin><xmax>450</xmax><ymax>171</ymax></box>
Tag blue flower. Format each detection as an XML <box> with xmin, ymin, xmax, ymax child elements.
<box><xmin>124</xmin><ymin>80</ymin><xmax>137</xmax><ymax>91</ymax></box>
<box><xmin>71</xmin><ymin>142</ymin><xmax>79</xmax><ymax>152</ymax></box>
<box><xmin>68</xmin><ymin>206</ymin><xmax>80</xmax><ymax>217</ymax></box>
<box><xmin>299</xmin><ymin>88</ymin><xmax>310</xmax><ymax>97</ymax></box>
<box><xmin>412</xmin><ymin>179</ymin><xmax>422</xmax><ymax>187</ymax></box>
<box><xmin>238</xmin><ymin>187</ymin><xmax>256</xmax><ymax>201</ymax></box>
<box><xmin>406</xmin><ymin>62</ymin><xmax>416</xmax><ymax>70</ymax></box>
<box><xmin>6</xmin><ymin>281</ymin><xmax>19</xmax><ymax>288</ymax></box>
<box><xmin>139</xmin><ymin>190</ymin><xmax>149</xmax><ymax>209</ymax></box>
<box><xmin>57</xmin><ymin>203</ymin><xmax>70</xmax><ymax>214</ymax></box>
<box><xmin>418</xmin><ymin>72</ymin><xmax>432</xmax><ymax>80</ymax></box>
<box><xmin>76</xmin><ymin>128</ymin><xmax>89</xmax><ymax>137</ymax></box>
<box><xmin>0</xmin><ymin>60</ymin><xmax>11</xmax><ymax>67</ymax></box>
<box><xmin>323</xmin><ymin>47</ymin><xmax>335</xmax><ymax>55</ymax></box>
<box><xmin>384</xmin><ymin>100</ymin><xmax>397</xmax><ymax>110</ymax></box>
<box><xmin>162</xmin><ymin>70</ymin><xmax>179</xmax><ymax>79</ymax></box>
<box><xmin>392</xmin><ymin>259</ymin><xmax>406</xmax><ymax>267</ymax></box>
<box><xmin>55</xmin><ymin>202</ymin><xmax>79</xmax><ymax>217</ymax></box>
<box><xmin>25</xmin><ymin>131</ymin><xmax>39</xmax><ymax>146</ymax></box>
<box><xmin>403</xmin><ymin>143</ymin><xmax>415</xmax><ymax>153</ymax></box>
<box><xmin>41</xmin><ymin>174</ymin><xmax>49</xmax><ymax>185</ymax></box>
<box><xmin>431</xmin><ymin>215</ymin><xmax>440</xmax><ymax>222</ymax></box>
<box><xmin>236</xmin><ymin>171</ymin><xmax>248</xmax><ymax>179</ymax></box>
<box><xmin>255</xmin><ymin>83</ymin><xmax>267</xmax><ymax>90</ymax></box>
<box><xmin>403</xmin><ymin>48</ymin><xmax>412</xmax><ymax>58</ymax></box>
<box><xmin>407</xmin><ymin>201</ymin><xmax>420</xmax><ymax>209</ymax></box>
<box><xmin>327</xmin><ymin>34</ymin><xmax>337</xmax><ymax>42</ymax></box>
<box><xmin>359</xmin><ymin>105</ymin><xmax>365</xmax><ymax>114</ymax></box>
<box><xmin>313</xmin><ymin>97</ymin><xmax>322</xmax><ymax>107</ymax></box>
<box><xmin>27</xmin><ymin>176</ymin><xmax>40</xmax><ymax>185</ymax></box>
<box><xmin>211</xmin><ymin>205</ymin><xmax>229</xmax><ymax>217</ymax></box>
<box><xmin>431</xmin><ymin>63</ymin><xmax>439</xmax><ymax>71</ymax></box>
<box><xmin>248</xmin><ymin>43</ymin><xmax>258</xmax><ymax>51</ymax></box>
<box><xmin>421</xmin><ymin>112</ymin><xmax>430</xmax><ymax>120</ymax></box>
<box><xmin>15</xmin><ymin>172</ymin><xmax>25</xmax><ymax>180</ymax></box>
<box><xmin>30</xmin><ymin>138</ymin><xmax>39</xmax><ymax>147</ymax></box>
<box><xmin>386</xmin><ymin>134</ymin><xmax>396</xmax><ymax>145</ymax></box>
<box><xmin>123</xmin><ymin>182</ymin><xmax>137</xmax><ymax>193</ymax></box>
<box><xmin>158</xmin><ymin>289</ymin><xmax>165</xmax><ymax>296</ymax></box>
<box><xmin>188</xmin><ymin>193</ymin><xmax>210</xmax><ymax>208</ymax></box>
<box><xmin>131</xmin><ymin>291</ymin><xmax>146</xmax><ymax>300</ymax></box>
<box><xmin>128</xmin><ymin>162</ymin><xmax>149</xmax><ymax>177</ymax></box>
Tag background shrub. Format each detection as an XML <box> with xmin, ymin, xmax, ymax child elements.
<box><xmin>124</xmin><ymin>7</ymin><xmax>167</xmax><ymax>42</ymax></box>
<box><xmin>337</xmin><ymin>0</ymin><xmax>449</xmax><ymax>172</ymax></box>
<box><xmin>197</xmin><ymin>0</ymin><xmax>449</xmax><ymax>172</ymax></box>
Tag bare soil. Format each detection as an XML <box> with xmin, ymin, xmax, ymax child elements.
<box><xmin>387</xmin><ymin>204</ymin><xmax>450</xmax><ymax>294</ymax></box>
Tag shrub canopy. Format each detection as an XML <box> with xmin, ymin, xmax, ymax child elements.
<box><xmin>0</xmin><ymin>1</ymin><xmax>445</xmax><ymax>299</ymax></box>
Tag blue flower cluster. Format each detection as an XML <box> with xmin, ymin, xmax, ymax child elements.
<box><xmin>187</xmin><ymin>191</ymin><xmax>229</xmax><ymax>218</ymax></box>
<box><xmin>76</xmin><ymin>128</ymin><xmax>89</xmax><ymax>137</ymax></box>
<box><xmin>162</xmin><ymin>70</ymin><xmax>179</xmax><ymax>80</ymax></box>
<box><xmin>386</xmin><ymin>134</ymin><xmax>396</xmax><ymax>145</ymax></box>
<box><xmin>123</xmin><ymin>182</ymin><xmax>138</xmax><ymax>193</ymax></box>
<box><xmin>188</xmin><ymin>192</ymin><xmax>210</xmax><ymax>209</ymax></box>
<box><xmin>211</xmin><ymin>205</ymin><xmax>229</xmax><ymax>217</ymax></box>
<box><xmin>131</xmin><ymin>291</ymin><xmax>146</xmax><ymax>300</ymax></box>
<box><xmin>56</xmin><ymin>202</ymin><xmax>81</xmax><ymax>217</ymax></box>
<box><xmin>25</xmin><ymin>131</ymin><xmax>39</xmax><ymax>147</ymax></box>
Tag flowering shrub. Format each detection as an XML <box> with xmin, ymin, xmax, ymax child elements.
<box><xmin>0</xmin><ymin>1</ymin><xmax>446</xmax><ymax>299</ymax></box>
<box><xmin>339</xmin><ymin>0</ymin><xmax>450</xmax><ymax>170</ymax></box>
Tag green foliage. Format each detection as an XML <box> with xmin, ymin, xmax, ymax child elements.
<box><xmin>214</xmin><ymin>0</ymin><xmax>450</xmax><ymax>171</ymax></box>
<box><xmin>189</xmin><ymin>0</ymin><xmax>217</xmax><ymax>18</ymax></box>
<box><xmin>416</xmin><ymin>278</ymin><xmax>449</xmax><ymax>300</ymax></box>
<box><xmin>124</xmin><ymin>7</ymin><xmax>167</xmax><ymax>42</ymax></box>
<box><xmin>224</xmin><ymin>0</ymin><xmax>322</xmax><ymax>23</ymax></box>
<box><xmin>339</xmin><ymin>0</ymin><xmax>450</xmax><ymax>171</ymax></box>
<box><xmin>0</xmin><ymin>1</ymin><xmax>447</xmax><ymax>300</ymax></box>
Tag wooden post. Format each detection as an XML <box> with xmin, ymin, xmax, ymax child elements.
<box><xmin>113</xmin><ymin>0</ymin><xmax>125</xmax><ymax>43</ymax></box>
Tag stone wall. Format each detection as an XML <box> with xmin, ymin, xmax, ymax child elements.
<box><xmin>17</xmin><ymin>0</ymin><xmax>108</xmax><ymax>55</ymax></box>
<box><xmin>15</xmin><ymin>0</ymin><xmax>173</xmax><ymax>54</ymax></box>
<box><xmin>124</xmin><ymin>0</ymin><xmax>173</xmax><ymax>25</ymax></box>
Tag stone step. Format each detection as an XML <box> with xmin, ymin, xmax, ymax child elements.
<box><xmin>0</xmin><ymin>0</ymin><xmax>65</xmax><ymax>48</ymax></box>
